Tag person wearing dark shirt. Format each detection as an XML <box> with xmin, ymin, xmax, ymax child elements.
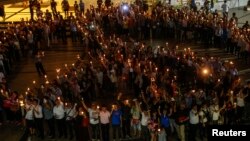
<box><xmin>120</xmin><ymin>99</ymin><xmax>131</xmax><ymax>138</ymax></box>
<box><xmin>243</xmin><ymin>81</ymin><xmax>250</xmax><ymax>120</ymax></box>
<box><xmin>111</xmin><ymin>104</ymin><xmax>122</xmax><ymax>140</ymax></box>
<box><xmin>175</xmin><ymin>102</ymin><xmax>189</xmax><ymax>141</ymax></box>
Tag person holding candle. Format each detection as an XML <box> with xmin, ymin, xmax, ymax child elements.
<box><xmin>25</xmin><ymin>98</ymin><xmax>35</xmax><ymax>137</ymax></box>
<box><xmin>75</xmin><ymin>106</ymin><xmax>89</xmax><ymax>141</ymax></box>
<box><xmin>130</xmin><ymin>100</ymin><xmax>141</xmax><ymax>137</ymax></box>
<box><xmin>82</xmin><ymin>100</ymin><xmax>100</xmax><ymax>141</ymax></box>
<box><xmin>33</xmin><ymin>99</ymin><xmax>44</xmax><ymax>139</ymax></box>
<box><xmin>53</xmin><ymin>98</ymin><xmax>66</xmax><ymax>138</ymax></box>
<box><xmin>99</xmin><ymin>105</ymin><xmax>110</xmax><ymax>141</ymax></box>
<box><xmin>42</xmin><ymin>96</ymin><xmax>55</xmax><ymax>139</ymax></box>
<box><xmin>65</xmin><ymin>101</ymin><xmax>77</xmax><ymax>140</ymax></box>
<box><xmin>111</xmin><ymin>104</ymin><xmax>122</xmax><ymax>141</ymax></box>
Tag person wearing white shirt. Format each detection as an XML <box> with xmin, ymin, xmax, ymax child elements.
<box><xmin>99</xmin><ymin>105</ymin><xmax>110</xmax><ymax>141</ymax></box>
<box><xmin>82</xmin><ymin>100</ymin><xmax>100</xmax><ymax>140</ymax></box>
<box><xmin>53</xmin><ymin>99</ymin><xmax>66</xmax><ymax>138</ymax></box>
<box><xmin>65</xmin><ymin>102</ymin><xmax>77</xmax><ymax>140</ymax></box>
<box><xmin>236</xmin><ymin>91</ymin><xmax>248</xmax><ymax>123</ymax></box>
<box><xmin>33</xmin><ymin>99</ymin><xmax>44</xmax><ymax>139</ymax></box>
<box><xmin>221</xmin><ymin>0</ymin><xmax>229</xmax><ymax>17</ymax></box>
<box><xmin>140</xmin><ymin>110</ymin><xmax>150</xmax><ymax>141</ymax></box>
<box><xmin>25</xmin><ymin>99</ymin><xmax>35</xmax><ymax>135</ymax></box>
<box><xmin>198</xmin><ymin>103</ymin><xmax>209</xmax><ymax>139</ymax></box>
<box><xmin>189</xmin><ymin>105</ymin><xmax>199</xmax><ymax>141</ymax></box>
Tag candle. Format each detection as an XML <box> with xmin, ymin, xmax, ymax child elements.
<box><xmin>97</xmin><ymin>105</ymin><xmax>100</xmax><ymax>109</ymax></box>
<box><xmin>56</xmin><ymin>69</ymin><xmax>60</xmax><ymax>73</ymax></box>
<box><xmin>44</xmin><ymin>75</ymin><xmax>47</xmax><ymax>79</ymax></box>
<box><xmin>45</xmin><ymin>80</ymin><xmax>49</xmax><ymax>84</ymax></box>
<box><xmin>33</xmin><ymin>80</ymin><xmax>36</xmax><ymax>84</ymax></box>
<box><xmin>27</xmin><ymin>87</ymin><xmax>30</xmax><ymax>91</ymax></box>
<box><xmin>65</xmin><ymin>64</ymin><xmax>68</xmax><ymax>67</ymax></box>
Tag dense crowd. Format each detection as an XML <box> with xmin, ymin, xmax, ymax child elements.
<box><xmin>0</xmin><ymin>1</ymin><xmax>250</xmax><ymax>141</ymax></box>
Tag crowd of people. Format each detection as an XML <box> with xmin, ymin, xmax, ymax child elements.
<box><xmin>0</xmin><ymin>1</ymin><xmax>250</xmax><ymax>141</ymax></box>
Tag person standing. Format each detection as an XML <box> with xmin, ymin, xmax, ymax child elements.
<box><xmin>65</xmin><ymin>102</ymin><xmax>77</xmax><ymax>140</ymax></box>
<box><xmin>43</xmin><ymin>96</ymin><xmax>55</xmax><ymax>139</ymax></box>
<box><xmin>111</xmin><ymin>104</ymin><xmax>122</xmax><ymax>141</ymax></box>
<box><xmin>61</xmin><ymin>0</ymin><xmax>70</xmax><ymax>18</ymax></box>
<box><xmin>51</xmin><ymin>0</ymin><xmax>57</xmax><ymax>17</ymax></box>
<box><xmin>35</xmin><ymin>51</ymin><xmax>46</xmax><ymax>76</ymax></box>
<box><xmin>79</xmin><ymin>0</ymin><xmax>85</xmax><ymax>16</ymax></box>
<box><xmin>175</xmin><ymin>102</ymin><xmax>189</xmax><ymax>141</ymax></box>
<box><xmin>221</xmin><ymin>0</ymin><xmax>230</xmax><ymax>17</ymax></box>
<box><xmin>33</xmin><ymin>99</ymin><xmax>44</xmax><ymax>139</ymax></box>
<box><xmin>29</xmin><ymin>0</ymin><xmax>34</xmax><ymax>21</ymax></box>
<box><xmin>82</xmin><ymin>101</ymin><xmax>100</xmax><ymax>141</ymax></box>
<box><xmin>25</xmin><ymin>99</ymin><xmax>35</xmax><ymax>137</ymax></box>
<box><xmin>53</xmin><ymin>99</ymin><xmax>66</xmax><ymax>138</ymax></box>
<box><xmin>99</xmin><ymin>105</ymin><xmax>110</xmax><ymax>141</ymax></box>
<box><xmin>0</xmin><ymin>4</ymin><xmax>5</xmax><ymax>22</ymax></box>
<box><xmin>189</xmin><ymin>105</ymin><xmax>199</xmax><ymax>141</ymax></box>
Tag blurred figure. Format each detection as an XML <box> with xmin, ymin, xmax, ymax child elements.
<box><xmin>79</xmin><ymin>0</ymin><xmax>85</xmax><ymax>16</ymax></box>
<box><xmin>0</xmin><ymin>4</ymin><xmax>5</xmax><ymax>22</ymax></box>
<box><xmin>35</xmin><ymin>51</ymin><xmax>46</xmax><ymax>76</ymax></box>
<box><xmin>51</xmin><ymin>0</ymin><xmax>57</xmax><ymax>16</ymax></box>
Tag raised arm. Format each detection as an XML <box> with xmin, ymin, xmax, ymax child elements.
<box><xmin>81</xmin><ymin>100</ymin><xmax>88</xmax><ymax>111</ymax></box>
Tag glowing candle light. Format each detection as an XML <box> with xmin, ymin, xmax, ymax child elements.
<box><xmin>33</xmin><ymin>81</ymin><xmax>36</xmax><ymax>84</ymax></box>
<box><xmin>56</xmin><ymin>69</ymin><xmax>60</xmax><ymax>73</ymax></box>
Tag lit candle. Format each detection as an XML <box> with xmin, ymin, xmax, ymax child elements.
<box><xmin>56</xmin><ymin>69</ymin><xmax>60</xmax><ymax>73</ymax></box>
<box><xmin>33</xmin><ymin>80</ymin><xmax>36</xmax><ymax>84</ymax></box>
